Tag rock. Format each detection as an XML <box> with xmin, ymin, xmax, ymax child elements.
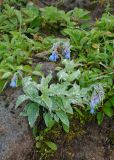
<box><xmin>0</xmin><ymin>89</ymin><xmax>34</xmax><ymax>160</ymax></box>
<box><xmin>40</xmin><ymin>62</ymin><xmax>57</xmax><ymax>76</ymax></box>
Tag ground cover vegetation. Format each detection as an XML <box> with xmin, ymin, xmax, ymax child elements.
<box><xmin>0</xmin><ymin>0</ymin><xmax>114</xmax><ymax>156</ymax></box>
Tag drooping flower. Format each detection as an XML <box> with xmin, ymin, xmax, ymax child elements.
<box><xmin>63</xmin><ymin>42</ymin><xmax>71</xmax><ymax>59</ymax></box>
<box><xmin>90</xmin><ymin>94</ymin><xmax>100</xmax><ymax>114</ymax></box>
<box><xmin>49</xmin><ymin>50</ymin><xmax>59</xmax><ymax>62</ymax></box>
<box><xmin>90</xmin><ymin>84</ymin><xmax>105</xmax><ymax>114</ymax></box>
<box><xmin>90</xmin><ymin>107</ymin><xmax>95</xmax><ymax>114</ymax></box>
<box><xmin>63</xmin><ymin>48</ymin><xmax>71</xmax><ymax>59</ymax></box>
<box><xmin>10</xmin><ymin>75</ymin><xmax>17</xmax><ymax>88</ymax></box>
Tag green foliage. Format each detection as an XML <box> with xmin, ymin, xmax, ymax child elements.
<box><xmin>97</xmin><ymin>96</ymin><xmax>114</xmax><ymax>125</ymax></box>
<box><xmin>0</xmin><ymin>4</ymin><xmax>40</xmax><ymax>33</ymax></box>
<box><xmin>0</xmin><ymin>37</ymin><xmax>43</xmax><ymax>91</ymax></box>
<box><xmin>40</xmin><ymin>6</ymin><xmax>72</xmax><ymax>32</ymax></box>
<box><xmin>16</xmin><ymin>60</ymin><xmax>94</xmax><ymax>131</ymax></box>
<box><xmin>68</xmin><ymin>7</ymin><xmax>90</xmax><ymax>21</ymax></box>
<box><xmin>96</xmin><ymin>13</ymin><xmax>114</xmax><ymax>31</ymax></box>
<box><xmin>68</xmin><ymin>7</ymin><xmax>91</xmax><ymax>29</ymax></box>
<box><xmin>41</xmin><ymin>6</ymin><xmax>70</xmax><ymax>24</ymax></box>
<box><xmin>3</xmin><ymin>0</ymin><xmax>27</xmax><ymax>6</ymax></box>
<box><xmin>103</xmin><ymin>98</ymin><xmax>114</xmax><ymax>117</ymax></box>
<box><xmin>97</xmin><ymin>112</ymin><xmax>104</xmax><ymax>125</ymax></box>
<box><xmin>35</xmin><ymin>133</ymin><xmax>57</xmax><ymax>152</ymax></box>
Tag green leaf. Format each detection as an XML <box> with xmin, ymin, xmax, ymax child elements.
<box><xmin>2</xmin><ymin>72</ymin><xmax>12</xmax><ymax>79</ymax></box>
<box><xmin>35</xmin><ymin>135</ymin><xmax>43</xmax><ymax>141</ymax></box>
<box><xmin>22</xmin><ymin>77</ymin><xmax>32</xmax><ymax>86</ymax></box>
<box><xmin>57</xmin><ymin>70</ymin><xmax>68</xmax><ymax>81</ymax></box>
<box><xmin>62</xmin><ymin>98</ymin><xmax>73</xmax><ymax>114</ymax></box>
<box><xmin>15</xmin><ymin>95</ymin><xmax>29</xmax><ymax>109</ymax></box>
<box><xmin>62</xmin><ymin>123</ymin><xmax>69</xmax><ymax>133</ymax></box>
<box><xmin>27</xmin><ymin>102</ymin><xmax>39</xmax><ymax>127</ymax></box>
<box><xmin>97</xmin><ymin>112</ymin><xmax>104</xmax><ymax>125</ymax></box>
<box><xmin>63</xmin><ymin>60</ymin><xmax>75</xmax><ymax>73</ymax></box>
<box><xmin>74</xmin><ymin>107</ymin><xmax>84</xmax><ymax>117</ymax></box>
<box><xmin>45</xmin><ymin>141</ymin><xmax>57</xmax><ymax>151</ymax></box>
<box><xmin>40</xmin><ymin>74</ymin><xmax>52</xmax><ymax>90</ymax></box>
<box><xmin>36</xmin><ymin>142</ymin><xmax>41</xmax><ymax>149</ymax></box>
<box><xmin>44</xmin><ymin>113</ymin><xmax>55</xmax><ymax>128</ymax></box>
<box><xmin>56</xmin><ymin>110</ymin><xmax>69</xmax><ymax>127</ymax></box>
<box><xmin>42</xmin><ymin>95</ymin><xmax>52</xmax><ymax>112</ymax></box>
<box><xmin>23</xmin><ymin>83</ymin><xmax>38</xmax><ymax>100</ymax></box>
<box><xmin>69</xmin><ymin>70</ymin><xmax>81</xmax><ymax>81</ymax></box>
<box><xmin>30</xmin><ymin>17</ymin><xmax>40</xmax><ymax>29</ymax></box>
<box><xmin>20</xmin><ymin>103</ymin><xmax>30</xmax><ymax>117</ymax></box>
<box><xmin>49</xmin><ymin>83</ymin><xmax>68</xmax><ymax>96</ymax></box>
<box><xmin>103</xmin><ymin>101</ymin><xmax>113</xmax><ymax>117</ymax></box>
<box><xmin>70</xmin><ymin>8</ymin><xmax>90</xmax><ymax>21</ymax></box>
<box><xmin>22</xmin><ymin>65</ymin><xmax>32</xmax><ymax>73</ymax></box>
<box><xmin>109</xmin><ymin>97</ymin><xmax>114</xmax><ymax>106</ymax></box>
<box><xmin>0</xmin><ymin>80</ymin><xmax>8</xmax><ymax>93</ymax></box>
<box><xmin>54</xmin><ymin>114</ymin><xmax>59</xmax><ymax>122</ymax></box>
<box><xmin>32</xmin><ymin>71</ymin><xmax>43</xmax><ymax>77</ymax></box>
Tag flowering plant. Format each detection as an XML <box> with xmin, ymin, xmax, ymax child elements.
<box><xmin>49</xmin><ymin>41</ymin><xmax>71</xmax><ymax>61</ymax></box>
<box><xmin>16</xmin><ymin>60</ymin><xmax>105</xmax><ymax>132</ymax></box>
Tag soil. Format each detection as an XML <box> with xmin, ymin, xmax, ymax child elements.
<box><xmin>48</xmin><ymin>119</ymin><xmax>114</xmax><ymax>160</ymax></box>
<box><xmin>34</xmin><ymin>111</ymin><xmax>114</xmax><ymax>160</ymax></box>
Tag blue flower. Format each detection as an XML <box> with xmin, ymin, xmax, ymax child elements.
<box><xmin>90</xmin><ymin>107</ymin><xmax>95</xmax><ymax>114</ymax></box>
<box><xmin>90</xmin><ymin>94</ymin><xmax>100</xmax><ymax>114</ymax></box>
<box><xmin>49</xmin><ymin>51</ymin><xmax>58</xmax><ymax>62</ymax></box>
<box><xmin>63</xmin><ymin>48</ymin><xmax>70</xmax><ymax>60</ymax></box>
<box><xmin>10</xmin><ymin>75</ymin><xmax>17</xmax><ymax>88</ymax></box>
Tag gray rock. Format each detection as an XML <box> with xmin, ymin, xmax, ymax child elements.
<box><xmin>0</xmin><ymin>89</ymin><xmax>34</xmax><ymax>160</ymax></box>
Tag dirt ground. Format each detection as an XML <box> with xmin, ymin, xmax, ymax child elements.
<box><xmin>50</xmin><ymin>119</ymin><xmax>114</xmax><ymax>160</ymax></box>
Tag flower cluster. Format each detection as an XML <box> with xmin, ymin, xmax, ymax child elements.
<box><xmin>49</xmin><ymin>41</ymin><xmax>71</xmax><ymax>62</ymax></box>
